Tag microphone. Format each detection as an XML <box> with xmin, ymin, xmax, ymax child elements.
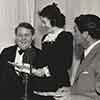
<box><xmin>23</xmin><ymin>47</ymin><xmax>37</xmax><ymax>75</ymax></box>
<box><xmin>21</xmin><ymin>47</ymin><xmax>37</xmax><ymax>100</ymax></box>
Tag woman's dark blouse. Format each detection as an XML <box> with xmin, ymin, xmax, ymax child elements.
<box><xmin>33</xmin><ymin>31</ymin><xmax>73</xmax><ymax>92</ymax></box>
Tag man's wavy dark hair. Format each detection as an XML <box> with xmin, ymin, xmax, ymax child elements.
<box><xmin>15</xmin><ymin>22</ymin><xmax>35</xmax><ymax>35</ymax></box>
<box><xmin>74</xmin><ymin>14</ymin><xmax>100</xmax><ymax>39</ymax></box>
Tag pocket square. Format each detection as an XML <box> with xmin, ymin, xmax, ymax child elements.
<box><xmin>82</xmin><ymin>71</ymin><xmax>88</xmax><ymax>74</ymax></box>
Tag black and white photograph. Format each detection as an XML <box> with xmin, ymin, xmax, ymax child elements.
<box><xmin>0</xmin><ymin>0</ymin><xmax>100</xmax><ymax>100</ymax></box>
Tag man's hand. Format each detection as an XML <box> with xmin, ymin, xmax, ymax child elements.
<box><xmin>56</xmin><ymin>86</ymin><xmax>71</xmax><ymax>94</ymax></box>
<box><xmin>33</xmin><ymin>87</ymin><xmax>72</xmax><ymax>100</ymax></box>
<box><xmin>54</xmin><ymin>94</ymin><xmax>72</xmax><ymax>100</ymax></box>
<box><xmin>14</xmin><ymin>63</ymin><xmax>30</xmax><ymax>74</ymax></box>
<box><xmin>8</xmin><ymin>61</ymin><xmax>30</xmax><ymax>73</ymax></box>
<box><xmin>12</xmin><ymin>62</ymin><xmax>51</xmax><ymax>77</ymax></box>
<box><xmin>21</xmin><ymin>63</ymin><xmax>30</xmax><ymax>74</ymax></box>
<box><xmin>54</xmin><ymin>87</ymin><xmax>71</xmax><ymax>100</ymax></box>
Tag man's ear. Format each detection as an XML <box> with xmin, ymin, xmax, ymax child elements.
<box><xmin>84</xmin><ymin>31</ymin><xmax>88</xmax><ymax>36</ymax></box>
<box><xmin>83</xmin><ymin>31</ymin><xmax>89</xmax><ymax>39</ymax></box>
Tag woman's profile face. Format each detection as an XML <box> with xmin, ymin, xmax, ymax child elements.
<box><xmin>40</xmin><ymin>16</ymin><xmax>52</xmax><ymax>32</ymax></box>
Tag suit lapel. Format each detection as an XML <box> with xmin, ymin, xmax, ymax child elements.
<box><xmin>8</xmin><ymin>45</ymin><xmax>17</xmax><ymax>62</ymax></box>
<box><xmin>74</xmin><ymin>42</ymin><xmax>100</xmax><ymax>82</ymax></box>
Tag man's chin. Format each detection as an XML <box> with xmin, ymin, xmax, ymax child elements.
<box><xmin>19</xmin><ymin>46</ymin><xmax>29</xmax><ymax>50</ymax></box>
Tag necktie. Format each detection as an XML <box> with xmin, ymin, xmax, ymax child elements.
<box><xmin>80</xmin><ymin>52</ymin><xmax>84</xmax><ymax>64</ymax></box>
<box><xmin>18</xmin><ymin>49</ymin><xmax>24</xmax><ymax>55</ymax></box>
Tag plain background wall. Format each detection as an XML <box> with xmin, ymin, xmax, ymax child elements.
<box><xmin>0</xmin><ymin>0</ymin><xmax>18</xmax><ymax>51</ymax></box>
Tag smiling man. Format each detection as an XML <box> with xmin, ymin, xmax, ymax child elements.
<box><xmin>0</xmin><ymin>22</ymin><xmax>41</xmax><ymax>100</ymax></box>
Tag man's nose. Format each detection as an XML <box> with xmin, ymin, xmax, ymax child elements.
<box><xmin>21</xmin><ymin>35</ymin><xmax>26</xmax><ymax>40</ymax></box>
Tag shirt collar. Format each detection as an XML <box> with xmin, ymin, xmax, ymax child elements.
<box><xmin>85</xmin><ymin>40</ymin><xmax>100</xmax><ymax>57</ymax></box>
<box><xmin>17</xmin><ymin>46</ymin><xmax>32</xmax><ymax>51</ymax></box>
<box><xmin>43</xmin><ymin>29</ymin><xmax>64</xmax><ymax>42</ymax></box>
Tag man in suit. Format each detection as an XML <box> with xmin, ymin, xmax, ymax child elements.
<box><xmin>0</xmin><ymin>22</ymin><xmax>41</xmax><ymax>100</ymax></box>
<box><xmin>54</xmin><ymin>14</ymin><xmax>100</xmax><ymax>100</ymax></box>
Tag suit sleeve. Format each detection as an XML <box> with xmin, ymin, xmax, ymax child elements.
<box><xmin>0</xmin><ymin>48</ymin><xmax>10</xmax><ymax>82</ymax></box>
<box><xmin>95</xmin><ymin>53</ymin><xmax>100</xmax><ymax>94</ymax></box>
<box><xmin>1</xmin><ymin>48</ymin><xmax>7</xmax><ymax>57</ymax></box>
<box><xmin>55</xmin><ymin>32</ymin><xmax>73</xmax><ymax>70</ymax></box>
<box><xmin>1</xmin><ymin>47</ymin><xmax>11</xmax><ymax>58</ymax></box>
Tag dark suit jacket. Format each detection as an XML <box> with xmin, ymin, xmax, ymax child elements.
<box><xmin>71</xmin><ymin>42</ymin><xmax>100</xmax><ymax>100</ymax></box>
<box><xmin>32</xmin><ymin>31</ymin><xmax>73</xmax><ymax>92</ymax></box>
<box><xmin>0</xmin><ymin>45</ymin><xmax>41</xmax><ymax>100</ymax></box>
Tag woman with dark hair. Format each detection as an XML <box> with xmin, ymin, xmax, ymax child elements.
<box><xmin>32</xmin><ymin>3</ymin><xmax>73</xmax><ymax>100</ymax></box>
<box><xmin>38</xmin><ymin>3</ymin><xmax>65</xmax><ymax>28</ymax></box>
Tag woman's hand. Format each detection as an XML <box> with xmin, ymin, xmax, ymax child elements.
<box><xmin>32</xmin><ymin>68</ymin><xmax>46</xmax><ymax>77</ymax></box>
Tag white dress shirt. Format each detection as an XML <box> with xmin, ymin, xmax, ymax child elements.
<box><xmin>15</xmin><ymin>47</ymin><xmax>24</xmax><ymax>64</ymax></box>
<box><xmin>14</xmin><ymin>47</ymin><xmax>24</xmax><ymax>75</ymax></box>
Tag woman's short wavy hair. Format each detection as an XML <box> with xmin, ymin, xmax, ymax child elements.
<box><xmin>74</xmin><ymin>14</ymin><xmax>100</xmax><ymax>39</ymax></box>
<box><xmin>39</xmin><ymin>3</ymin><xmax>65</xmax><ymax>28</ymax></box>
